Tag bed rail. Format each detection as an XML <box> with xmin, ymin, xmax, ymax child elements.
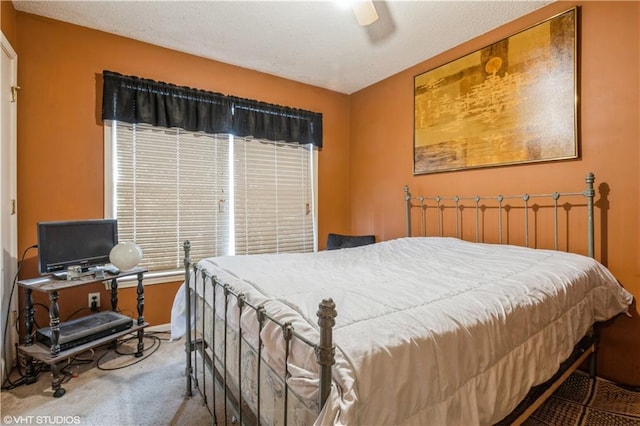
<box><xmin>404</xmin><ymin>172</ymin><xmax>596</xmax><ymax>258</ymax></box>
<box><xmin>183</xmin><ymin>240</ymin><xmax>337</xmax><ymax>424</ymax></box>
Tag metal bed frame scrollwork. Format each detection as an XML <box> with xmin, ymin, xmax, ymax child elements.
<box><xmin>183</xmin><ymin>172</ymin><xmax>598</xmax><ymax>425</ymax></box>
<box><xmin>405</xmin><ymin>172</ymin><xmax>596</xmax><ymax>257</ymax></box>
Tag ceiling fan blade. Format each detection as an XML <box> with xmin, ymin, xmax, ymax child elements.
<box><xmin>352</xmin><ymin>0</ymin><xmax>379</xmax><ymax>26</ymax></box>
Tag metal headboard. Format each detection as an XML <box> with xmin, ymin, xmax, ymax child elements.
<box><xmin>404</xmin><ymin>172</ymin><xmax>596</xmax><ymax>258</ymax></box>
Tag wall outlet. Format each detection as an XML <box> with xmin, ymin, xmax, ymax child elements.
<box><xmin>88</xmin><ymin>292</ymin><xmax>101</xmax><ymax>310</ymax></box>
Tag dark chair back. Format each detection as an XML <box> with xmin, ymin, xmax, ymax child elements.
<box><xmin>326</xmin><ymin>233</ymin><xmax>376</xmax><ymax>250</ymax></box>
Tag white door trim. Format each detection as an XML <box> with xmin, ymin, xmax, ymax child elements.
<box><xmin>1</xmin><ymin>31</ymin><xmax>19</xmax><ymax>385</ymax></box>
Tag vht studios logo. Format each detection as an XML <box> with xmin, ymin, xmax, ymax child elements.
<box><xmin>3</xmin><ymin>416</ymin><xmax>82</xmax><ymax>425</ymax></box>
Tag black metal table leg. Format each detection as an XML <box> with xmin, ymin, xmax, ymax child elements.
<box><xmin>110</xmin><ymin>277</ymin><xmax>118</xmax><ymax>311</ymax></box>
<box><xmin>23</xmin><ymin>288</ymin><xmax>37</xmax><ymax>384</ymax></box>
<box><xmin>50</xmin><ymin>362</ymin><xmax>66</xmax><ymax>398</ymax></box>
<box><xmin>17</xmin><ymin>267</ymin><xmax>148</xmax><ymax>397</ymax></box>
<box><xmin>48</xmin><ymin>291</ymin><xmax>61</xmax><ymax>356</ymax></box>
<box><xmin>135</xmin><ymin>271</ymin><xmax>145</xmax><ymax>357</ymax></box>
<box><xmin>24</xmin><ymin>288</ymin><xmax>34</xmax><ymax>345</ymax></box>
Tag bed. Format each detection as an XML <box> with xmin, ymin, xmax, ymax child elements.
<box><xmin>171</xmin><ymin>172</ymin><xmax>633</xmax><ymax>425</ymax></box>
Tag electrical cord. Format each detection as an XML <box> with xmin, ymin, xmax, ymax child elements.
<box><xmin>144</xmin><ymin>330</ymin><xmax>172</xmax><ymax>342</ymax></box>
<box><xmin>22</xmin><ymin>303</ymin><xmax>48</xmax><ymax>331</ymax></box>
<box><xmin>1</xmin><ymin>244</ymin><xmax>37</xmax><ymax>390</ymax></box>
<box><xmin>5</xmin><ymin>302</ymin><xmax>49</xmax><ymax>384</ymax></box>
<box><xmin>96</xmin><ymin>332</ymin><xmax>162</xmax><ymax>371</ymax></box>
<box><xmin>4</xmin><ymin>331</ymin><xmax>162</xmax><ymax>389</ymax></box>
<box><xmin>1</xmin><ymin>246</ymin><xmax>89</xmax><ymax>390</ymax></box>
<box><xmin>64</xmin><ymin>307</ymin><xmax>92</xmax><ymax>322</ymax></box>
<box><xmin>2</xmin><ymin>246</ymin><xmax>164</xmax><ymax>389</ymax></box>
<box><xmin>58</xmin><ymin>352</ymin><xmax>96</xmax><ymax>384</ymax></box>
<box><xmin>73</xmin><ymin>349</ymin><xmax>96</xmax><ymax>363</ymax></box>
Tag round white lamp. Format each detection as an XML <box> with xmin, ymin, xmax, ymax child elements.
<box><xmin>109</xmin><ymin>242</ymin><xmax>143</xmax><ymax>271</ymax></box>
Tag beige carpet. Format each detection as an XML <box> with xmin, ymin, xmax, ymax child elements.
<box><xmin>1</xmin><ymin>325</ymin><xmax>210</xmax><ymax>426</ymax></box>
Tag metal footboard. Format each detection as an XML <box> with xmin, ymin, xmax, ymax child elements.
<box><xmin>183</xmin><ymin>241</ymin><xmax>336</xmax><ymax>425</ymax></box>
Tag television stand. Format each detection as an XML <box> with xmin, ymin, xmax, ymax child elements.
<box><xmin>17</xmin><ymin>267</ymin><xmax>148</xmax><ymax>397</ymax></box>
<box><xmin>50</xmin><ymin>271</ymin><xmax>68</xmax><ymax>280</ymax></box>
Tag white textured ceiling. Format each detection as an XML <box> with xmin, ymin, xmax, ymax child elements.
<box><xmin>12</xmin><ymin>0</ymin><xmax>552</xmax><ymax>94</ymax></box>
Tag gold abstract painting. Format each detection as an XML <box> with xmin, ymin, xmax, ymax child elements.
<box><xmin>414</xmin><ymin>8</ymin><xmax>577</xmax><ymax>174</ymax></box>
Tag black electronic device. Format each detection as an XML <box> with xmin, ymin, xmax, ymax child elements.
<box><xmin>37</xmin><ymin>219</ymin><xmax>118</xmax><ymax>275</ymax></box>
<box><xmin>36</xmin><ymin>311</ymin><xmax>133</xmax><ymax>352</ymax></box>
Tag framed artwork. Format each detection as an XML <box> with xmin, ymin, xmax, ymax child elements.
<box><xmin>414</xmin><ymin>8</ymin><xmax>578</xmax><ymax>175</ymax></box>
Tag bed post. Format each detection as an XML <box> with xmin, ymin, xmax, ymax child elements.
<box><xmin>584</xmin><ymin>173</ymin><xmax>595</xmax><ymax>259</ymax></box>
<box><xmin>183</xmin><ymin>240</ymin><xmax>192</xmax><ymax>397</ymax></box>
<box><xmin>317</xmin><ymin>298</ymin><xmax>337</xmax><ymax>409</ymax></box>
<box><xmin>404</xmin><ymin>185</ymin><xmax>411</xmax><ymax>237</ymax></box>
<box><xmin>583</xmin><ymin>173</ymin><xmax>598</xmax><ymax>377</ymax></box>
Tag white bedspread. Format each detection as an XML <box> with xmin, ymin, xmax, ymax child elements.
<box><xmin>172</xmin><ymin>237</ymin><xmax>633</xmax><ymax>425</ymax></box>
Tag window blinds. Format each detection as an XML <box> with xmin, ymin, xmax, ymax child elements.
<box><xmin>111</xmin><ymin>122</ymin><xmax>314</xmax><ymax>274</ymax></box>
<box><xmin>233</xmin><ymin>137</ymin><xmax>314</xmax><ymax>254</ymax></box>
<box><xmin>114</xmin><ymin>123</ymin><xmax>229</xmax><ymax>272</ymax></box>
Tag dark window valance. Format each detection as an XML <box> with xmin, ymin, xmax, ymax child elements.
<box><xmin>102</xmin><ymin>71</ymin><xmax>232</xmax><ymax>135</ymax></box>
<box><xmin>102</xmin><ymin>70</ymin><xmax>323</xmax><ymax>147</ymax></box>
<box><xmin>231</xmin><ymin>98</ymin><xmax>322</xmax><ymax>148</ymax></box>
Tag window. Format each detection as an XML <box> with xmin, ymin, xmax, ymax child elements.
<box><xmin>233</xmin><ymin>137</ymin><xmax>314</xmax><ymax>254</ymax></box>
<box><xmin>105</xmin><ymin>121</ymin><xmax>317</xmax><ymax>278</ymax></box>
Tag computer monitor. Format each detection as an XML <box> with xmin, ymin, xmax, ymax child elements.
<box><xmin>37</xmin><ymin>219</ymin><xmax>118</xmax><ymax>275</ymax></box>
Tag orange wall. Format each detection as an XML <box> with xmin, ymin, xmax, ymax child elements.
<box><xmin>1</xmin><ymin>0</ymin><xmax>18</xmax><ymax>46</ymax></box>
<box><xmin>349</xmin><ymin>1</ymin><xmax>640</xmax><ymax>385</ymax></box>
<box><xmin>10</xmin><ymin>1</ymin><xmax>639</xmax><ymax>385</ymax></box>
<box><xmin>13</xmin><ymin>13</ymin><xmax>350</xmax><ymax>328</ymax></box>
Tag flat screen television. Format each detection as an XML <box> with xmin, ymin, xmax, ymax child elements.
<box><xmin>37</xmin><ymin>219</ymin><xmax>118</xmax><ymax>275</ymax></box>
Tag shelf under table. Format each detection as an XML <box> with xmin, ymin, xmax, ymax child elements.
<box><xmin>18</xmin><ymin>322</ymin><xmax>148</xmax><ymax>364</ymax></box>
